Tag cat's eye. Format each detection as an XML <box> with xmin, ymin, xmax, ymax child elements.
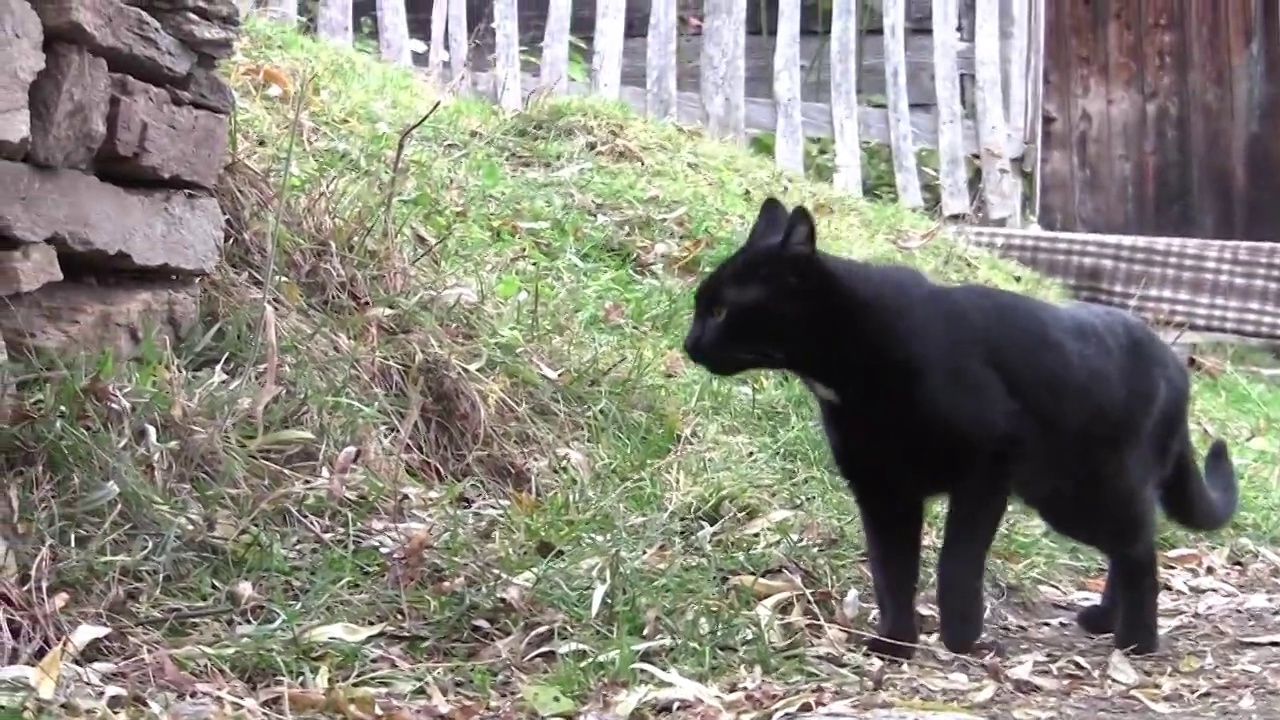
<box><xmin>710</xmin><ymin>305</ymin><xmax>727</xmax><ymax>321</ymax></box>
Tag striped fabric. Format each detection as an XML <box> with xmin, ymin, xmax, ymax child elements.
<box><xmin>952</xmin><ymin>225</ymin><xmax>1280</xmax><ymax>340</ymax></box>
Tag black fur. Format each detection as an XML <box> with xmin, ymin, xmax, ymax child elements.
<box><xmin>682</xmin><ymin>197</ymin><xmax>1238</xmax><ymax>659</ymax></box>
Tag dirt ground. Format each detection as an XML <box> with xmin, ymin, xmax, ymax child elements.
<box><xmin>618</xmin><ymin>543</ymin><xmax>1280</xmax><ymax>720</ymax></box>
<box><xmin>782</xmin><ymin>544</ymin><xmax>1280</xmax><ymax>720</ymax></box>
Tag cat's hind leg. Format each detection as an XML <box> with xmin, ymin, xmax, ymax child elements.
<box><xmin>1040</xmin><ymin>480</ymin><xmax>1160</xmax><ymax>655</ymax></box>
<box><xmin>856</xmin><ymin>493</ymin><xmax>925</xmax><ymax>660</ymax></box>
<box><xmin>1076</xmin><ymin>565</ymin><xmax>1118</xmax><ymax>635</ymax></box>
<box><xmin>1101</xmin><ymin>541</ymin><xmax>1160</xmax><ymax>654</ymax></box>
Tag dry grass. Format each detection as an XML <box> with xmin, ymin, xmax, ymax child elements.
<box><xmin>3</xmin><ymin>18</ymin><xmax>1280</xmax><ymax>720</ymax></box>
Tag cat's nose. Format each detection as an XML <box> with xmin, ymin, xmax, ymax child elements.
<box><xmin>682</xmin><ymin>329</ymin><xmax>700</xmax><ymax>360</ymax></box>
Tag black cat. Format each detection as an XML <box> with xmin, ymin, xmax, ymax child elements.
<box><xmin>682</xmin><ymin>197</ymin><xmax>1238</xmax><ymax>659</ymax></box>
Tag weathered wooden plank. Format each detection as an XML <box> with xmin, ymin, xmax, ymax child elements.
<box><xmin>591</xmin><ymin>0</ymin><xmax>626</xmax><ymax>100</ymax></box>
<box><xmin>932</xmin><ymin>0</ymin><xmax>969</xmax><ymax>216</ymax></box>
<box><xmin>467</xmin><ymin>69</ymin><xmax>982</xmax><ymax>152</ymax></box>
<box><xmin>645</xmin><ymin>0</ymin><xmax>678</xmax><ymax>118</ymax></box>
<box><xmin>1238</xmin><ymin>1</ymin><xmax>1280</xmax><ymax>241</ymax></box>
<box><xmin>447</xmin><ymin>0</ymin><xmax>469</xmax><ymax>90</ymax></box>
<box><xmin>1035</xmin><ymin>0</ymin><xmax>1072</xmax><ymax>230</ymax></box>
<box><xmin>1078</xmin><ymin>0</ymin><xmax>1114</xmax><ymax>231</ymax></box>
<box><xmin>999</xmin><ymin>0</ymin><xmax>1028</xmax><ymax>155</ymax></box>
<box><xmin>748</xmin><ymin>0</ymin><xmax>934</xmax><ymax>35</ymax></box>
<box><xmin>700</xmin><ymin>0</ymin><xmax>746</xmax><ymax>141</ymax></box>
<box><xmin>426</xmin><ymin>0</ymin><xmax>448</xmax><ymax>82</ymax></box>
<box><xmin>539</xmin><ymin>0</ymin><xmax>572</xmax><ymax>94</ymax></box>
<box><xmin>773</xmin><ymin>0</ymin><xmax>804</xmax><ymax>173</ymax></box>
<box><xmin>1023</xmin><ymin>0</ymin><xmax>1045</xmax><ymax>220</ymax></box>
<box><xmin>1184</xmin><ymin>3</ymin><xmax>1230</xmax><ymax>238</ymax></box>
<box><xmin>376</xmin><ymin>0</ymin><xmax>411</xmax><ymax>65</ymax></box>
<box><xmin>492</xmin><ymin>0</ymin><xmax>521</xmax><ymax>109</ymax></box>
<box><xmin>1226</xmin><ymin>2</ymin><xmax>1252</xmax><ymax>240</ymax></box>
<box><xmin>958</xmin><ymin>0</ymin><xmax>976</xmax><ymax>107</ymax></box>
<box><xmin>973</xmin><ymin>0</ymin><xmax>1015</xmax><ymax>220</ymax></box>
<box><xmin>829</xmin><ymin>0</ymin><xmax>863</xmax><ymax>194</ymax></box>
<box><xmin>882</xmin><ymin>0</ymin><xmax>924</xmax><ymax>207</ymax></box>
<box><xmin>1106</xmin><ymin>0</ymin><xmax>1142</xmax><ymax>233</ymax></box>
<box><xmin>315</xmin><ymin>0</ymin><xmax>352</xmax><ymax>44</ymax></box>
<box><xmin>263</xmin><ymin>0</ymin><xmax>297</xmax><ymax>23</ymax></box>
<box><xmin>997</xmin><ymin>0</ymin><xmax>1028</xmax><ymax>226</ymax></box>
<box><xmin>1137</xmin><ymin>0</ymin><xmax>1178</xmax><ymax>233</ymax></box>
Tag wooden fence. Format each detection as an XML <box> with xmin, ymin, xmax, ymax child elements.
<box><xmin>256</xmin><ymin>0</ymin><xmax>1046</xmax><ymax>225</ymax></box>
<box><xmin>246</xmin><ymin>0</ymin><xmax>1280</xmax><ymax>342</ymax></box>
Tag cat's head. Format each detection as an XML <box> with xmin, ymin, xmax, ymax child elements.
<box><xmin>682</xmin><ymin>197</ymin><xmax>823</xmax><ymax>377</ymax></box>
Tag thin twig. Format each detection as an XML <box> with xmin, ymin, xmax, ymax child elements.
<box><xmin>216</xmin><ymin>71</ymin><xmax>313</xmax><ymax>439</ymax></box>
<box><xmin>382</xmin><ymin>101</ymin><xmax>443</xmax><ymax>248</ymax></box>
<box><xmin>133</xmin><ymin>605</ymin><xmax>237</xmax><ymax>627</ymax></box>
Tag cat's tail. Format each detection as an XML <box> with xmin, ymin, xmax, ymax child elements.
<box><xmin>1159</xmin><ymin>438</ymin><xmax>1238</xmax><ymax>532</ymax></box>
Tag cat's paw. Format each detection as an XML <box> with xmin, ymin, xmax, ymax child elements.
<box><xmin>862</xmin><ymin>632</ymin><xmax>918</xmax><ymax>660</ymax></box>
<box><xmin>1076</xmin><ymin>603</ymin><xmax>1116</xmax><ymax>635</ymax></box>
<box><xmin>1113</xmin><ymin>623</ymin><xmax>1159</xmax><ymax>656</ymax></box>
<box><xmin>938</xmin><ymin>619</ymin><xmax>984</xmax><ymax>655</ymax></box>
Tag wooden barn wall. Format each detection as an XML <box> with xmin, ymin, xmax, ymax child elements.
<box><xmin>1039</xmin><ymin>0</ymin><xmax>1280</xmax><ymax>241</ymax></box>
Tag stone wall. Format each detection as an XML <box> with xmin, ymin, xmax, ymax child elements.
<box><xmin>0</xmin><ymin>0</ymin><xmax>237</xmax><ymax>394</ymax></box>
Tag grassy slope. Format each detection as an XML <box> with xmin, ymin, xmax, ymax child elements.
<box><xmin>8</xmin><ymin>17</ymin><xmax>1280</xmax><ymax>715</ymax></box>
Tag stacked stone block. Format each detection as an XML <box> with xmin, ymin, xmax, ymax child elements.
<box><xmin>0</xmin><ymin>0</ymin><xmax>237</xmax><ymax>393</ymax></box>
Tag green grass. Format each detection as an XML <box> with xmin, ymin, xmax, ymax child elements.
<box><xmin>5</xmin><ymin>17</ymin><xmax>1280</xmax><ymax>718</ymax></box>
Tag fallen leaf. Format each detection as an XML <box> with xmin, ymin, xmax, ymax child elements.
<box><xmin>251</xmin><ymin>63</ymin><xmax>294</xmax><ymax>97</ymax></box>
<box><xmin>230</xmin><ymin>581</ymin><xmax>256</xmax><ymax>608</ymax></box>
<box><xmin>521</xmin><ymin>682</ymin><xmax>576</xmax><ymax>717</ymax></box>
<box><xmin>65</xmin><ymin>624</ymin><xmax>111</xmax><ymax>657</ymax></box>
<box><xmin>754</xmin><ymin>590</ymin><xmax>803</xmax><ymax>648</ymax></box>
<box><xmin>1129</xmin><ymin>688</ymin><xmax>1176</xmax><ymax>713</ymax></box>
<box><xmin>640</xmin><ymin>544</ymin><xmax>673</xmax><ymax>570</ymax></box>
<box><xmin>590</xmin><ymin>567</ymin><xmax>611</xmax><ymax>620</ymax></box>
<box><xmin>727</xmin><ymin>574</ymin><xmax>804</xmax><ymax>599</ymax></box>
<box><xmin>1007</xmin><ymin>658</ymin><xmax>1061</xmax><ymax>692</ymax></box>
<box><xmin>279</xmin><ymin>688</ymin><xmax>329</xmax><ymax>712</ymax></box>
<box><xmin>610</xmin><ymin>685</ymin><xmax>653</xmax><ymax>718</ymax></box>
<box><xmin>332</xmin><ymin>445</ymin><xmax>361</xmax><ymax>477</ymax></box>
<box><xmin>30</xmin><ymin>623</ymin><xmax>113</xmax><ymax>700</ymax></box>
<box><xmin>433</xmin><ymin>285</ymin><xmax>479</xmax><ymax>307</ymax></box>
<box><xmin>1239</xmin><ymin>634</ymin><xmax>1280</xmax><ymax>645</ymax></box>
<box><xmin>602</xmin><ymin>301</ymin><xmax>626</xmax><ymax>324</ymax></box>
<box><xmin>741</xmin><ymin>509</ymin><xmax>797</xmax><ymax>535</ymax></box>
<box><xmin>969</xmin><ymin>681</ymin><xmax>999</xmax><ymax>704</ymax></box>
<box><xmin>1106</xmin><ymin>649</ymin><xmax>1140</xmax><ymax>686</ymax></box>
<box><xmin>301</xmin><ymin>622</ymin><xmax>387</xmax><ymax>644</ymax></box>
<box><xmin>531</xmin><ymin>357</ymin><xmax>562</xmax><ymax>381</ymax></box>
<box><xmin>661</xmin><ymin>351</ymin><xmax>688</xmax><ymax>377</ymax></box>
<box><xmin>0</xmin><ymin>535</ymin><xmax>15</xmax><ymax>582</ymax></box>
<box><xmin>249</xmin><ymin>304</ymin><xmax>280</xmax><ymax>437</ymax></box>
<box><xmin>630</xmin><ymin>663</ymin><xmax>724</xmax><ymax>708</ymax></box>
<box><xmin>555</xmin><ymin>447</ymin><xmax>592</xmax><ymax>479</ymax></box>
<box><xmin>47</xmin><ymin>592</ymin><xmax>70</xmax><ymax>613</ymax></box>
<box><xmin>32</xmin><ymin>644</ymin><xmax>64</xmax><ymax>700</ymax></box>
<box><xmin>840</xmin><ymin>586</ymin><xmax>861</xmax><ymax>622</ymax></box>
<box><xmin>1163</xmin><ymin>548</ymin><xmax>1203</xmax><ymax>566</ymax></box>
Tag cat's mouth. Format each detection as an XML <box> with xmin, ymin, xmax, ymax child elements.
<box><xmin>694</xmin><ymin>349</ymin><xmax>786</xmax><ymax>376</ymax></box>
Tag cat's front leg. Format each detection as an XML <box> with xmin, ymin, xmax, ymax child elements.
<box><xmin>936</xmin><ymin>485</ymin><xmax>1009</xmax><ymax>655</ymax></box>
<box><xmin>856</xmin><ymin>494</ymin><xmax>925</xmax><ymax>660</ymax></box>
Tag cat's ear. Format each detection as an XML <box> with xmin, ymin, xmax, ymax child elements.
<box><xmin>745</xmin><ymin>197</ymin><xmax>790</xmax><ymax>248</ymax></box>
<box><xmin>778</xmin><ymin>205</ymin><xmax>817</xmax><ymax>256</ymax></box>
